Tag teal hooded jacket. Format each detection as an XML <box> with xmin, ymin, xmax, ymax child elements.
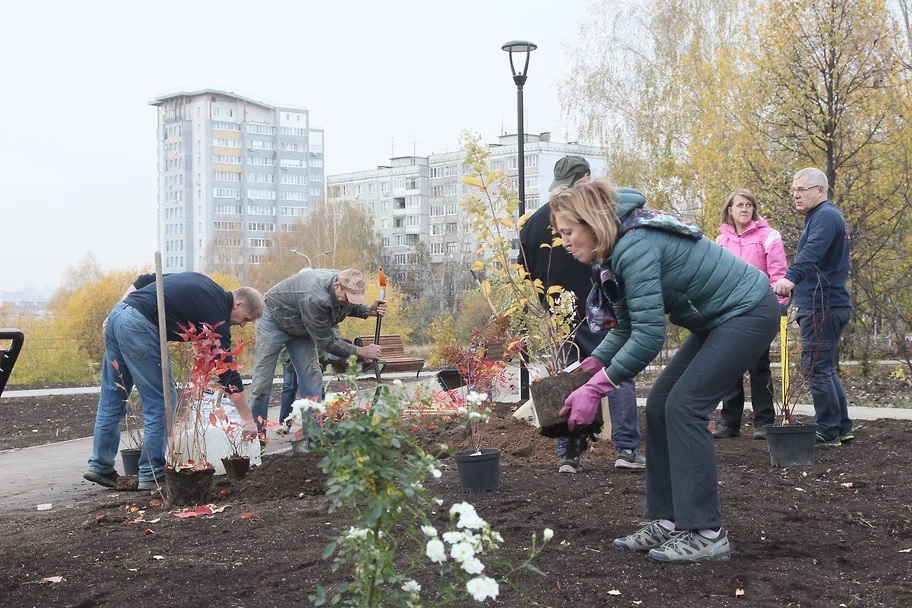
<box><xmin>591</xmin><ymin>192</ymin><xmax>772</xmax><ymax>386</ymax></box>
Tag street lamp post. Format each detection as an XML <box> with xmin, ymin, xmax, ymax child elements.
<box><xmin>502</xmin><ymin>40</ymin><xmax>537</xmax><ymax>401</ymax></box>
<box><xmin>501</xmin><ymin>40</ymin><xmax>537</xmax><ymax>219</ymax></box>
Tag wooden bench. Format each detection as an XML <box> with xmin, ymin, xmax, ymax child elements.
<box><xmin>0</xmin><ymin>328</ymin><xmax>25</xmax><ymax>397</ymax></box>
<box><xmin>353</xmin><ymin>334</ymin><xmax>426</xmax><ymax>378</ymax></box>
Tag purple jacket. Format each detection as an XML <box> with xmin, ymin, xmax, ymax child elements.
<box><xmin>716</xmin><ymin>218</ymin><xmax>789</xmax><ymax>293</ymax></box>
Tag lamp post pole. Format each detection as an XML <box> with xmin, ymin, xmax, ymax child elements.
<box><xmin>502</xmin><ymin>40</ymin><xmax>537</xmax><ymax>401</ymax></box>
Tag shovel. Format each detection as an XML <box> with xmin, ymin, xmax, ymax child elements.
<box><xmin>372</xmin><ymin>268</ymin><xmax>386</xmax><ymax>382</ymax></box>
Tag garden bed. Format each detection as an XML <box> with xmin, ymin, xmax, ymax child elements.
<box><xmin>1</xmin><ymin>386</ymin><xmax>911</xmax><ymax>607</ymax></box>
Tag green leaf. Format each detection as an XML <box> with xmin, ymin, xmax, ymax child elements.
<box><xmin>322</xmin><ymin>541</ymin><xmax>337</xmax><ymax>559</ymax></box>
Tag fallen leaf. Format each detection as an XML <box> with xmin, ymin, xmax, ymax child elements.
<box><xmin>144</xmin><ymin>529</ymin><xmax>154</xmax><ymax>535</ymax></box>
<box><xmin>218</xmin><ymin>490</ymin><xmax>230</xmax><ymax>499</ymax></box>
<box><xmin>37</xmin><ymin>503</ymin><xmax>52</xmax><ymax>511</ymax></box>
<box><xmin>152</xmin><ymin>555</ymin><xmax>164</xmax><ymax>560</ymax></box>
<box><xmin>795</xmin><ymin>487</ymin><xmax>806</xmax><ymax>492</ymax></box>
<box><xmin>840</xmin><ymin>482</ymin><xmax>854</xmax><ymax>488</ymax></box>
<box><xmin>241</xmin><ymin>513</ymin><xmax>259</xmax><ymax>520</ymax></box>
<box><xmin>194</xmin><ymin>506</ymin><xmax>213</xmax><ymax>516</ymax></box>
<box><xmin>736</xmin><ymin>588</ymin><xmax>745</xmax><ymax>596</ymax></box>
<box><xmin>607</xmin><ymin>589</ymin><xmax>621</xmax><ymax>596</ymax></box>
<box><xmin>149</xmin><ymin>499</ymin><xmax>162</xmax><ymax>506</ymax></box>
<box><xmin>147</xmin><ymin>517</ymin><xmax>161</xmax><ymax>524</ymax></box>
<box><xmin>40</xmin><ymin>576</ymin><xmax>64</xmax><ymax>584</ymax></box>
<box><xmin>172</xmin><ymin>511</ymin><xmax>199</xmax><ymax>519</ymax></box>
<box><xmin>899</xmin><ymin>548</ymin><xmax>912</xmax><ymax>553</ymax></box>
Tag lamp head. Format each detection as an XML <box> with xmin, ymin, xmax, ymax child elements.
<box><xmin>502</xmin><ymin>40</ymin><xmax>537</xmax><ymax>87</ymax></box>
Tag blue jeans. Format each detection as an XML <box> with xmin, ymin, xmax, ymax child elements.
<box><xmin>644</xmin><ymin>291</ymin><xmax>779</xmax><ymax>530</ymax></box>
<box><xmin>249</xmin><ymin>307</ymin><xmax>323</xmax><ymax>441</ymax></box>
<box><xmin>556</xmin><ymin>378</ymin><xmax>640</xmax><ymax>457</ymax></box>
<box><xmin>279</xmin><ymin>361</ymin><xmax>299</xmax><ymax>425</ymax></box>
<box><xmin>798</xmin><ymin>307</ymin><xmax>852</xmax><ymax>440</ymax></box>
<box><xmin>88</xmin><ymin>303</ymin><xmax>177</xmax><ymax>484</ymax></box>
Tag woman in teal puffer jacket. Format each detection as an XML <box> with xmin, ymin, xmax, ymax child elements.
<box><xmin>550</xmin><ymin>179</ymin><xmax>779</xmax><ymax>564</ymax></box>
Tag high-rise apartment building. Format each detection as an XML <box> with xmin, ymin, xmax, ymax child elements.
<box><xmin>150</xmin><ymin>89</ymin><xmax>324</xmax><ymax>273</ymax></box>
<box><xmin>326</xmin><ymin>133</ymin><xmax>605</xmax><ymax>268</ymax></box>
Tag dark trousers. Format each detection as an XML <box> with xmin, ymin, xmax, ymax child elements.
<box><xmin>719</xmin><ymin>346</ymin><xmax>776</xmax><ymax>430</ymax></box>
<box><xmin>279</xmin><ymin>362</ymin><xmax>298</xmax><ymax>425</ymax></box>
<box><xmin>644</xmin><ymin>291</ymin><xmax>779</xmax><ymax>530</ymax></box>
<box><xmin>798</xmin><ymin>307</ymin><xmax>852</xmax><ymax>440</ymax></box>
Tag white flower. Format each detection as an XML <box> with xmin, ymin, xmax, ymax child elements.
<box><xmin>461</xmin><ymin>556</ymin><xmax>485</xmax><ymax>575</ymax></box>
<box><xmin>345</xmin><ymin>527</ymin><xmax>369</xmax><ymax>540</ymax></box>
<box><xmin>428</xmin><ymin>465</ymin><xmax>442</xmax><ymax>478</ymax></box>
<box><xmin>433</xmin><ymin>498</ymin><xmax>444</xmax><ymax>506</ymax></box>
<box><xmin>466</xmin><ymin>576</ymin><xmax>499</xmax><ymax>602</ymax></box>
<box><xmin>449</xmin><ymin>501</ymin><xmax>476</xmax><ymax>518</ymax></box>
<box><xmin>393</xmin><ymin>379</ymin><xmax>404</xmax><ymax>386</ymax></box>
<box><xmin>442</xmin><ymin>531</ymin><xmax>467</xmax><ymax>544</ymax></box>
<box><xmin>450</xmin><ymin>502</ymin><xmax>487</xmax><ymax>530</ymax></box>
<box><xmin>425</xmin><ymin>539</ymin><xmax>447</xmax><ymax>563</ymax></box>
<box><xmin>457</xmin><ymin>406</ymin><xmax>468</xmax><ymax>415</ymax></box>
<box><xmin>467</xmin><ymin>411</ymin><xmax>484</xmax><ymax>420</ymax></box>
<box><xmin>466</xmin><ymin>391</ymin><xmax>488</xmax><ymax>405</ymax></box>
<box><xmin>450</xmin><ymin>541</ymin><xmax>475</xmax><ymax>562</ymax></box>
<box><xmin>421</xmin><ymin>525</ymin><xmax>438</xmax><ymax>537</ymax></box>
<box><xmin>401</xmin><ymin>580</ymin><xmax>421</xmax><ymax>593</ymax></box>
<box><xmin>543</xmin><ymin>528</ymin><xmax>554</xmax><ymax>541</ymax></box>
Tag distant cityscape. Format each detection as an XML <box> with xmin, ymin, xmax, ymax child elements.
<box><xmin>152</xmin><ymin>89</ymin><xmax>605</xmax><ymax>274</ymax></box>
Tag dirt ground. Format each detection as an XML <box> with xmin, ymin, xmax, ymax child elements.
<box><xmin>1</xmin><ymin>374</ymin><xmax>912</xmax><ymax>607</ymax></box>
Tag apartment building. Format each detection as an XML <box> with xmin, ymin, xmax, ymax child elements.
<box><xmin>326</xmin><ymin>133</ymin><xmax>605</xmax><ymax>267</ymax></box>
<box><xmin>149</xmin><ymin>89</ymin><xmax>325</xmax><ymax>273</ymax></box>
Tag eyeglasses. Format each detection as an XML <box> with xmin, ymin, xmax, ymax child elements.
<box><xmin>789</xmin><ymin>185</ymin><xmax>821</xmax><ymax>195</ymax></box>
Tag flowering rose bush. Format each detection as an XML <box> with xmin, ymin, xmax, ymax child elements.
<box><xmin>307</xmin><ymin>378</ymin><xmax>552</xmax><ymax>607</ymax></box>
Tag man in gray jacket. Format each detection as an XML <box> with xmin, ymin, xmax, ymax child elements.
<box><xmin>249</xmin><ymin>269</ymin><xmax>386</xmax><ymax>439</ymax></box>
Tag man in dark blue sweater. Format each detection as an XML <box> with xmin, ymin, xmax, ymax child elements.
<box><xmin>774</xmin><ymin>167</ymin><xmax>853</xmax><ymax>446</ymax></box>
<box><xmin>84</xmin><ymin>272</ymin><xmax>264</xmax><ymax>491</ymax></box>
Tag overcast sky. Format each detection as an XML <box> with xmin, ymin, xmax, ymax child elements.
<box><xmin>0</xmin><ymin>0</ymin><xmax>595</xmax><ymax>293</ymax></box>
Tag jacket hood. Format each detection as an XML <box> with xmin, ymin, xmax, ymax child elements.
<box><xmin>615</xmin><ymin>187</ymin><xmax>647</xmax><ymax>217</ymax></box>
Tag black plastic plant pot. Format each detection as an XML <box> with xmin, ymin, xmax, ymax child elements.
<box><xmin>437</xmin><ymin>368</ymin><xmax>468</xmax><ymax>392</ymax></box>
<box><xmin>765</xmin><ymin>423</ymin><xmax>817</xmax><ymax>468</ymax></box>
<box><xmin>454</xmin><ymin>448</ymin><xmax>500</xmax><ymax>493</ymax></box>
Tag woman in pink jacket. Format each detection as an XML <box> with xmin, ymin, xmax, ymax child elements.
<box><xmin>713</xmin><ymin>189</ymin><xmax>789</xmax><ymax>440</ymax></box>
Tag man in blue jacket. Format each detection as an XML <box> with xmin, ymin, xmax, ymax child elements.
<box><xmin>774</xmin><ymin>167</ymin><xmax>853</xmax><ymax>447</ymax></box>
<box><xmin>84</xmin><ymin>273</ymin><xmax>264</xmax><ymax>491</ymax></box>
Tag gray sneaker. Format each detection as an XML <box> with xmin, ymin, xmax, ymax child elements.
<box><xmin>613</xmin><ymin>521</ymin><xmax>678</xmax><ymax>551</ymax></box>
<box><xmin>558</xmin><ymin>456</ymin><xmax>581</xmax><ymax>474</ymax></box>
<box><xmin>647</xmin><ymin>529</ymin><xmax>732</xmax><ymax>563</ymax></box>
<box><xmin>614</xmin><ymin>449</ymin><xmax>646</xmax><ymax>470</ymax></box>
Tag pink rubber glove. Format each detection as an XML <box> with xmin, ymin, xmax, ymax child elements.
<box><xmin>578</xmin><ymin>356</ymin><xmax>604</xmax><ymax>373</ymax></box>
<box><xmin>559</xmin><ymin>369</ymin><xmax>617</xmax><ymax>430</ymax></box>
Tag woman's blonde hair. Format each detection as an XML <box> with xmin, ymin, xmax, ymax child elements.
<box><xmin>721</xmin><ymin>189</ymin><xmax>760</xmax><ymax>226</ymax></box>
<box><xmin>549</xmin><ymin>179</ymin><xmax>620</xmax><ymax>261</ymax></box>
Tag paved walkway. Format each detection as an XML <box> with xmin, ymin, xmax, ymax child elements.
<box><xmin>2</xmin><ymin>369</ymin><xmax>910</xmax><ymax>514</ymax></box>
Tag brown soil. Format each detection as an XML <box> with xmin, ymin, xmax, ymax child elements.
<box><xmin>1</xmin><ymin>375</ymin><xmax>912</xmax><ymax>607</ymax></box>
